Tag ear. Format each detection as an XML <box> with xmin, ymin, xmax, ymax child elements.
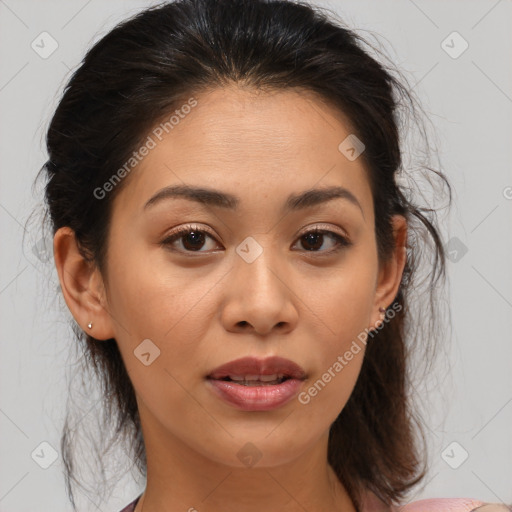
<box><xmin>370</xmin><ymin>214</ymin><xmax>408</xmax><ymax>328</ymax></box>
<box><xmin>53</xmin><ymin>227</ymin><xmax>116</xmax><ymax>341</ymax></box>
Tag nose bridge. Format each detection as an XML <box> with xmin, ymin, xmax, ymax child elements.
<box><xmin>234</xmin><ymin>233</ymin><xmax>283</xmax><ymax>297</ymax></box>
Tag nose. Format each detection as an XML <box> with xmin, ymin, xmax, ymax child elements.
<box><xmin>219</xmin><ymin>241</ymin><xmax>299</xmax><ymax>336</ymax></box>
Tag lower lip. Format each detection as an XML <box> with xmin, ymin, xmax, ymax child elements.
<box><xmin>207</xmin><ymin>378</ymin><xmax>304</xmax><ymax>411</ymax></box>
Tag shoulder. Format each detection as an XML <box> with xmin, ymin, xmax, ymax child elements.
<box><xmin>391</xmin><ymin>498</ymin><xmax>511</xmax><ymax>512</ymax></box>
<box><xmin>360</xmin><ymin>490</ymin><xmax>509</xmax><ymax>512</ymax></box>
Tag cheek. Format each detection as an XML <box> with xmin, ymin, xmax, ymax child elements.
<box><xmin>309</xmin><ymin>254</ymin><xmax>377</xmax><ymax>344</ymax></box>
<box><xmin>298</xmin><ymin>290</ymin><xmax>368</xmax><ymax>421</ymax></box>
<box><xmin>106</xmin><ymin>240</ymin><xmax>207</xmax><ymax>340</ymax></box>
<box><xmin>299</xmin><ymin>353</ymin><xmax>364</xmax><ymax>426</ymax></box>
<box><xmin>297</xmin><ymin>253</ymin><xmax>376</xmax><ymax>412</ymax></box>
<box><xmin>106</xmin><ymin>248</ymin><xmax>220</xmax><ymax>389</ymax></box>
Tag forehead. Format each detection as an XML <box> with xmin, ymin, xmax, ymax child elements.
<box><xmin>153</xmin><ymin>85</ymin><xmax>359</xmax><ymax>162</ymax></box>
<box><xmin>113</xmin><ymin>85</ymin><xmax>372</xmax><ymax>216</ymax></box>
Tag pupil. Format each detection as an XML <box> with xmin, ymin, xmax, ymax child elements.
<box><xmin>184</xmin><ymin>231</ymin><xmax>205</xmax><ymax>250</ymax></box>
<box><xmin>303</xmin><ymin>233</ymin><xmax>322</xmax><ymax>251</ymax></box>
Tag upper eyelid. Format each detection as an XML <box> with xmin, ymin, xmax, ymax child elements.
<box><xmin>166</xmin><ymin>222</ymin><xmax>349</xmax><ymax>241</ymax></box>
<box><xmin>297</xmin><ymin>223</ymin><xmax>349</xmax><ymax>238</ymax></box>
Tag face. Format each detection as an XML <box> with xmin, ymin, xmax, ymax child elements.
<box><xmin>77</xmin><ymin>85</ymin><xmax>404</xmax><ymax>468</ymax></box>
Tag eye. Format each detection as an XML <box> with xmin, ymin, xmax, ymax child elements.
<box><xmin>293</xmin><ymin>226</ymin><xmax>352</xmax><ymax>254</ymax></box>
<box><xmin>160</xmin><ymin>224</ymin><xmax>352</xmax><ymax>255</ymax></box>
<box><xmin>161</xmin><ymin>224</ymin><xmax>220</xmax><ymax>253</ymax></box>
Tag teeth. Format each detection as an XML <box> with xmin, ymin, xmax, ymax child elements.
<box><xmin>224</xmin><ymin>373</ymin><xmax>289</xmax><ymax>385</ymax></box>
<box><xmin>228</xmin><ymin>374</ymin><xmax>285</xmax><ymax>382</ymax></box>
<box><xmin>259</xmin><ymin>374</ymin><xmax>281</xmax><ymax>382</ymax></box>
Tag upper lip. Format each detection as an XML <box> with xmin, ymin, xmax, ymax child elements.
<box><xmin>207</xmin><ymin>356</ymin><xmax>307</xmax><ymax>380</ymax></box>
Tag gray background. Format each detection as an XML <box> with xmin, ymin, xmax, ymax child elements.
<box><xmin>0</xmin><ymin>0</ymin><xmax>511</xmax><ymax>511</ymax></box>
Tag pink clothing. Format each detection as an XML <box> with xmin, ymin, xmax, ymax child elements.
<box><xmin>394</xmin><ymin>498</ymin><xmax>488</xmax><ymax>511</ymax></box>
<box><xmin>361</xmin><ymin>490</ymin><xmax>487</xmax><ymax>511</ymax></box>
<box><xmin>120</xmin><ymin>491</ymin><xmax>492</xmax><ymax>511</ymax></box>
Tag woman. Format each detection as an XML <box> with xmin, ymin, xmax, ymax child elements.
<box><xmin>39</xmin><ymin>0</ymin><xmax>509</xmax><ymax>510</ymax></box>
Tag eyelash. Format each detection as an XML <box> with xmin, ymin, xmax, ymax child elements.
<box><xmin>160</xmin><ymin>223</ymin><xmax>352</xmax><ymax>256</ymax></box>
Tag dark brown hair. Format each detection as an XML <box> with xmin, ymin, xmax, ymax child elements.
<box><xmin>35</xmin><ymin>0</ymin><xmax>451</xmax><ymax>510</ymax></box>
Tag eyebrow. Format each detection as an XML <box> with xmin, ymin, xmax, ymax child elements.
<box><xmin>143</xmin><ymin>184</ymin><xmax>364</xmax><ymax>218</ymax></box>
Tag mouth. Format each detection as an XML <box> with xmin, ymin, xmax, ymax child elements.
<box><xmin>207</xmin><ymin>355</ymin><xmax>307</xmax><ymax>381</ymax></box>
<box><xmin>206</xmin><ymin>356</ymin><xmax>307</xmax><ymax>411</ymax></box>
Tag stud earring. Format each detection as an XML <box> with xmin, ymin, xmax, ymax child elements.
<box><xmin>87</xmin><ymin>322</ymin><xmax>93</xmax><ymax>329</ymax></box>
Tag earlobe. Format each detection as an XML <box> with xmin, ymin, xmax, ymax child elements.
<box><xmin>53</xmin><ymin>227</ymin><xmax>115</xmax><ymax>340</ymax></box>
<box><xmin>371</xmin><ymin>215</ymin><xmax>408</xmax><ymax>328</ymax></box>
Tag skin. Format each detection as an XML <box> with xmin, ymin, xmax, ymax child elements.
<box><xmin>54</xmin><ymin>84</ymin><xmax>408</xmax><ymax>512</ymax></box>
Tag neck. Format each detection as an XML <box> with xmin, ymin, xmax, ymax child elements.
<box><xmin>134</xmin><ymin>405</ymin><xmax>357</xmax><ymax>512</ymax></box>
